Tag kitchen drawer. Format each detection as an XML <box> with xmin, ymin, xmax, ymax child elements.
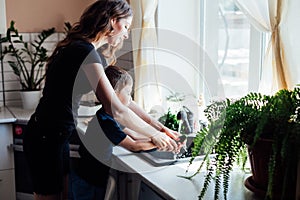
<box><xmin>0</xmin><ymin>124</ymin><xmax>14</xmax><ymax>170</ymax></box>
<box><xmin>139</xmin><ymin>181</ymin><xmax>165</xmax><ymax>200</ymax></box>
<box><xmin>0</xmin><ymin>169</ymin><xmax>16</xmax><ymax>200</ymax></box>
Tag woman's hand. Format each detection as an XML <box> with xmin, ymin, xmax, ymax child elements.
<box><xmin>150</xmin><ymin>131</ymin><xmax>179</xmax><ymax>153</ymax></box>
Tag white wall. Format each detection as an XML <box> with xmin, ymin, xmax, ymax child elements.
<box><xmin>156</xmin><ymin>0</ymin><xmax>202</xmax><ymax>112</ymax></box>
<box><xmin>157</xmin><ymin>0</ymin><xmax>200</xmax><ymax>42</ymax></box>
<box><xmin>156</xmin><ymin>0</ymin><xmax>223</xmax><ymax>107</ymax></box>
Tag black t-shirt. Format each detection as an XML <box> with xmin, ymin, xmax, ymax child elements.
<box><xmin>75</xmin><ymin>108</ymin><xmax>127</xmax><ymax>187</ymax></box>
<box><xmin>31</xmin><ymin>40</ymin><xmax>101</xmax><ymax>131</ymax></box>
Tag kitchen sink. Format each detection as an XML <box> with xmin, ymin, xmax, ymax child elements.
<box><xmin>138</xmin><ymin>134</ymin><xmax>204</xmax><ymax>166</ymax></box>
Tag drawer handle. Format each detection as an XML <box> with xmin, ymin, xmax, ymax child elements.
<box><xmin>0</xmin><ymin>179</ymin><xmax>2</xmax><ymax>182</ymax></box>
<box><xmin>7</xmin><ymin>144</ymin><xmax>14</xmax><ymax>151</ymax></box>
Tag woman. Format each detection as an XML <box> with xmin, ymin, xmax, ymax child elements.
<box><xmin>23</xmin><ymin>0</ymin><xmax>180</xmax><ymax>199</ymax></box>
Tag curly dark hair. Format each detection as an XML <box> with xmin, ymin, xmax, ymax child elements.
<box><xmin>48</xmin><ymin>0</ymin><xmax>132</xmax><ymax>65</ymax></box>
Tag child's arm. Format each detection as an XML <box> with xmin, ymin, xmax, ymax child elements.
<box><xmin>119</xmin><ymin>134</ymin><xmax>157</xmax><ymax>152</ymax></box>
<box><xmin>96</xmin><ymin>108</ymin><xmax>157</xmax><ymax>152</ymax></box>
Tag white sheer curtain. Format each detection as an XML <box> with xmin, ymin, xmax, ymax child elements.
<box><xmin>130</xmin><ymin>0</ymin><xmax>161</xmax><ymax>112</ymax></box>
<box><xmin>234</xmin><ymin>0</ymin><xmax>294</xmax><ymax>93</ymax></box>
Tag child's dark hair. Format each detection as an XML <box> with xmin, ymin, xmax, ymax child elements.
<box><xmin>105</xmin><ymin>65</ymin><xmax>133</xmax><ymax>92</ymax></box>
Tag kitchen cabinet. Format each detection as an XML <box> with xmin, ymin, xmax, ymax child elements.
<box><xmin>139</xmin><ymin>181</ymin><xmax>164</xmax><ymax>200</ymax></box>
<box><xmin>0</xmin><ymin>169</ymin><xmax>16</xmax><ymax>200</ymax></box>
<box><xmin>0</xmin><ymin>123</ymin><xmax>16</xmax><ymax>200</ymax></box>
<box><xmin>115</xmin><ymin>171</ymin><xmax>141</xmax><ymax>200</ymax></box>
<box><xmin>0</xmin><ymin>124</ymin><xmax>14</xmax><ymax>169</ymax></box>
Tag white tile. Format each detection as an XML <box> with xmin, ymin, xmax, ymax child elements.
<box><xmin>58</xmin><ymin>32</ymin><xmax>67</xmax><ymax>41</ymax></box>
<box><xmin>5</xmin><ymin>81</ymin><xmax>21</xmax><ymax>91</ymax></box>
<box><xmin>19</xmin><ymin>33</ymin><xmax>30</xmax><ymax>42</ymax></box>
<box><xmin>45</xmin><ymin>33</ymin><xmax>59</xmax><ymax>42</ymax></box>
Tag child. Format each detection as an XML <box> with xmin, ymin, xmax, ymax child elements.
<box><xmin>69</xmin><ymin>65</ymin><xmax>157</xmax><ymax>200</ymax></box>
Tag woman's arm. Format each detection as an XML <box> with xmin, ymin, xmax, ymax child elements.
<box><xmin>82</xmin><ymin>63</ymin><xmax>178</xmax><ymax>150</ymax></box>
<box><xmin>119</xmin><ymin>135</ymin><xmax>157</xmax><ymax>152</ymax></box>
<box><xmin>122</xmin><ymin>127</ymin><xmax>151</xmax><ymax>141</ymax></box>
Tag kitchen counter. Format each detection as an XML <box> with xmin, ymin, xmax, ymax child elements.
<box><xmin>111</xmin><ymin>146</ymin><xmax>261</xmax><ymax>200</ymax></box>
<box><xmin>0</xmin><ymin>106</ymin><xmax>17</xmax><ymax>123</ymax></box>
<box><xmin>6</xmin><ymin>106</ymin><xmax>98</xmax><ymax>124</ymax></box>
<box><xmin>6</xmin><ymin>107</ymin><xmax>34</xmax><ymax>124</ymax></box>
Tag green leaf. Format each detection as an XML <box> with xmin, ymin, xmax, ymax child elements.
<box><xmin>1</xmin><ymin>20</ymin><xmax>55</xmax><ymax>90</ymax></box>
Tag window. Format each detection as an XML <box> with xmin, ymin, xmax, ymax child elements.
<box><xmin>218</xmin><ymin>2</ymin><xmax>250</xmax><ymax>98</ymax></box>
<box><xmin>201</xmin><ymin>0</ymin><xmax>267</xmax><ymax>100</ymax></box>
<box><xmin>130</xmin><ymin>0</ymin><xmax>269</xmax><ymax>114</ymax></box>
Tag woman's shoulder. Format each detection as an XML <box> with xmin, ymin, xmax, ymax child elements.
<box><xmin>69</xmin><ymin>40</ymin><xmax>94</xmax><ymax>51</ymax></box>
<box><xmin>63</xmin><ymin>40</ymin><xmax>100</xmax><ymax>64</ymax></box>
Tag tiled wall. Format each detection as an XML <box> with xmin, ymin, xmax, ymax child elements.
<box><xmin>0</xmin><ymin>32</ymin><xmax>133</xmax><ymax>107</ymax></box>
<box><xmin>0</xmin><ymin>32</ymin><xmax>63</xmax><ymax>107</ymax></box>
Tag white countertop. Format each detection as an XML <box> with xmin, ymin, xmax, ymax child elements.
<box><xmin>0</xmin><ymin>106</ymin><xmax>17</xmax><ymax>123</ymax></box>
<box><xmin>111</xmin><ymin>146</ymin><xmax>261</xmax><ymax>200</ymax></box>
<box><xmin>6</xmin><ymin>105</ymin><xmax>98</xmax><ymax>124</ymax></box>
<box><xmin>6</xmin><ymin>107</ymin><xmax>34</xmax><ymax>124</ymax></box>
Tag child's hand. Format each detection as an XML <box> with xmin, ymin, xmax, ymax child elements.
<box><xmin>176</xmin><ymin>135</ymin><xmax>187</xmax><ymax>153</ymax></box>
<box><xmin>161</xmin><ymin>127</ymin><xmax>180</xmax><ymax>141</ymax></box>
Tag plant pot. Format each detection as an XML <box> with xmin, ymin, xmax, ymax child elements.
<box><xmin>20</xmin><ymin>90</ymin><xmax>41</xmax><ymax>110</ymax></box>
<box><xmin>244</xmin><ymin>138</ymin><xmax>297</xmax><ymax>199</ymax></box>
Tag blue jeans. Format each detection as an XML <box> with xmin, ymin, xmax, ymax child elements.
<box><xmin>68</xmin><ymin>170</ymin><xmax>106</xmax><ymax>200</ymax></box>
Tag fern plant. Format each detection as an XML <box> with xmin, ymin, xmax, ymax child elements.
<box><xmin>182</xmin><ymin>86</ymin><xmax>300</xmax><ymax>200</ymax></box>
<box><xmin>0</xmin><ymin>21</ymin><xmax>55</xmax><ymax>91</ymax></box>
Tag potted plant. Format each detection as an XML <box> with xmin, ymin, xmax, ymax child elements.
<box><xmin>0</xmin><ymin>20</ymin><xmax>55</xmax><ymax>109</ymax></box>
<box><xmin>182</xmin><ymin>86</ymin><xmax>300</xmax><ymax>200</ymax></box>
<box><xmin>158</xmin><ymin>108</ymin><xmax>180</xmax><ymax>132</ymax></box>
